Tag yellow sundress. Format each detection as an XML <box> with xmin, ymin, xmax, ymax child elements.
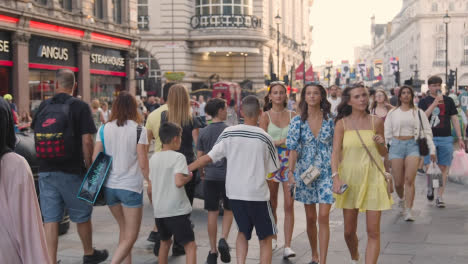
<box><xmin>334</xmin><ymin>118</ymin><xmax>393</xmax><ymax>212</ymax></box>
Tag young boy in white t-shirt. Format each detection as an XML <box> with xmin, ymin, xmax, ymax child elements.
<box><xmin>188</xmin><ymin>96</ymin><xmax>279</xmax><ymax>264</ymax></box>
<box><xmin>149</xmin><ymin>122</ymin><xmax>196</xmax><ymax>264</ymax></box>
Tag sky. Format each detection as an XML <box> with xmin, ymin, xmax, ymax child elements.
<box><xmin>309</xmin><ymin>0</ymin><xmax>402</xmax><ymax>66</ymax></box>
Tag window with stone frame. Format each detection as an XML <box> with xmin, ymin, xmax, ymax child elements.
<box><xmin>463</xmin><ymin>36</ymin><xmax>468</xmax><ymax>65</ymax></box>
<box><xmin>93</xmin><ymin>0</ymin><xmax>104</xmax><ymax>19</ymax></box>
<box><xmin>138</xmin><ymin>0</ymin><xmax>149</xmax><ymax>30</ymax></box>
<box><xmin>431</xmin><ymin>2</ymin><xmax>438</xmax><ymax>12</ymax></box>
<box><xmin>34</xmin><ymin>0</ymin><xmax>47</xmax><ymax>5</ymax></box>
<box><xmin>449</xmin><ymin>2</ymin><xmax>455</xmax><ymax>11</ymax></box>
<box><xmin>195</xmin><ymin>0</ymin><xmax>252</xmax><ymax>16</ymax></box>
<box><xmin>436</xmin><ymin>37</ymin><xmax>444</xmax><ymax>61</ymax></box>
<box><xmin>112</xmin><ymin>0</ymin><xmax>122</xmax><ymax>24</ymax></box>
<box><xmin>59</xmin><ymin>0</ymin><xmax>72</xmax><ymax>11</ymax></box>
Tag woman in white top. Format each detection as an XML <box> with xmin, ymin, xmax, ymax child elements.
<box><xmin>92</xmin><ymin>91</ymin><xmax>149</xmax><ymax>264</ymax></box>
<box><xmin>384</xmin><ymin>86</ymin><xmax>435</xmax><ymax>221</ymax></box>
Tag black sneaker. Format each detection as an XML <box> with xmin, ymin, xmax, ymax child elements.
<box><xmin>172</xmin><ymin>242</ymin><xmax>186</xmax><ymax>256</ymax></box>
<box><xmin>147</xmin><ymin>231</ymin><xmax>160</xmax><ymax>243</ymax></box>
<box><xmin>206</xmin><ymin>252</ymin><xmax>218</xmax><ymax>264</ymax></box>
<box><xmin>427</xmin><ymin>187</ymin><xmax>434</xmax><ymax>201</ymax></box>
<box><xmin>83</xmin><ymin>249</ymin><xmax>109</xmax><ymax>264</ymax></box>
<box><xmin>218</xmin><ymin>238</ymin><xmax>231</xmax><ymax>263</ymax></box>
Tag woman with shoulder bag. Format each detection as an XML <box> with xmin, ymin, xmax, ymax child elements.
<box><xmin>384</xmin><ymin>85</ymin><xmax>436</xmax><ymax>221</ymax></box>
<box><xmin>331</xmin><ymin>84</ymin><xmax>393</xmax><ymax>264</ymax></box>
<box><xmin>286</xmin><ymin>84</ymin><xmax>334</xmax><ymax>264</ymax></box>
<box><xmin>92</xmin><ymin>92</ymin><xmax>150</xmax><ymax>264</ymax></box>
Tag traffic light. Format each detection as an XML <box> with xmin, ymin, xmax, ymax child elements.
<box><xmin>283</xmin><ymin>75</ymin><xmax>289</xmax><ymax>85</ymax></box>
<box><xmin>448</xmin><ymin>70</ymin><xmax>455</xmax><ymax>88</ymax></box>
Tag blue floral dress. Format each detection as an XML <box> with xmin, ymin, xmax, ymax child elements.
<box><xmin>286</xmin><ymin>115</ymin><xmax>335</xmax><ymax>204</ymax></box>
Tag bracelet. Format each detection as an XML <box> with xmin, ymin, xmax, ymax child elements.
<box><xmin>331</xmin><ymin>172</ymin><xmax>338</xmax><ymax>178</ymax></box>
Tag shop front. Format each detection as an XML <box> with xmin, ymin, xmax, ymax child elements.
<box><xmin>0</xmin><ymin>30</ymin><xmax>12</xmax><ymax>96</ymax></box>
<box><xmin>28</xmin><ymin>36</ymin><xmax>77</xmax><ymax>113</ymax></box>
<box><xmin>90</xmin><ymin>46</ymin><xmax>126</xmax><ymax>104</ymax></box>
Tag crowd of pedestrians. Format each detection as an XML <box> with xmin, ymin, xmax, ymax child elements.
<box><xmin>1</xmin><ymin>67</ymin><xmax>468</xmax><ymax>264</ymax></box>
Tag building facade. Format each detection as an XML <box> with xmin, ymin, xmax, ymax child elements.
<box><xmin>0</xmin><ymin>0</ymin><xmax>138</xmax><ymax>114</ymax></box>
<box><xmin>136</xmin><ymin>0</ymin><xmax>314</xmax><ymax>95</ymax></box>
<box><xmin>369</xmin><ymin>0</ymin><xmax>468</xmax><ymax>91</ymax></box>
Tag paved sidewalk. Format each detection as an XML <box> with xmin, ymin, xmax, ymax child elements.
<box><xmin>57</xmin><ymin>173</ymin><xmax>468</xmax><ymax>263</ymax></box>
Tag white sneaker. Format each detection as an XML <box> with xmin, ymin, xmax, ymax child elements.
<box><xmin>404</xmin><ymin>209</ymin><xmax>415</xmax><ymax>221</ymax></box>
<box><xmin>398</xmin><ymin>198</ymin><xmax>406</xmax><ymax>214</ymax></box>
<box><xmin>283</xmin><ymin>247</ymin><xmax>296</xmax><ymax>259</ymax></box>
<box><xmin>350</xmin><ymin>258</ymin><xmax>362</xmax><ymax>264</ymax></box>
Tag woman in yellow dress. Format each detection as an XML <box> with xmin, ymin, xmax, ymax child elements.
<box><xmin>331</xmin><ymin>85</ymin><xmax>393</xmax><ymax>264</ymax></box>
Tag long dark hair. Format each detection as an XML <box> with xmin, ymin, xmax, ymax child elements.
<box><xmin>109</xmin><ymin>91</ymin><xmax>143</xmax><ymax>126</ymax></box>
<box><xmin>335</xmin><ymin>84</ymin><xmax>370</xmax><ymax>121</ymax></box>
<box><xmin>263</xmin><ymin>82</ymin><xmax>288</xmax><ymax>111</ymax></box>
<box><xmin>0</xmin><ymin>97</ymin><xmax>15</xmax><ymax>162</ymax></box>
<box><xmin>397</xmin><ymin>85</ymin><xmax>415</xmax><ymax>108</ymax></box>
<box><xmin>298</xmin><ymin>84</ymin><xmax>331</xmax><ymax>121</ymax></box>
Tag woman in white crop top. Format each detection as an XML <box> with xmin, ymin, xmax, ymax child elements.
<box><xmin>384</xmin><ymin>86</ymin><xmax>435</xmax><ymax>221</ymax></box>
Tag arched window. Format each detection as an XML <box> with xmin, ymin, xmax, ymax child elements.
<box><xmin>136</xmin><ymin>49</ymin><xmax>162</xmax><ymax>96</ymax></box>
<box><xmin>195</xmin><ymin>0</ymin><xmax>252</xmax><ymax>16</ymax></box>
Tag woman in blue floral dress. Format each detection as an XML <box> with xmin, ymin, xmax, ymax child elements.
<box><xmin>286</xmin><ymin>84</ymin><xmax>334</xmax><ymax>264</ymax></box>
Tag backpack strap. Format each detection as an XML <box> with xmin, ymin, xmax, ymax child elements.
<box><xmin>160</xmin><ymin>110</ymin><xmax>168</xmax><ymax>125</ymax></box>
<box><xmin>137</xmin><ymin>125</ymin><xmax>142</xmax><ymax>144</ymax></box>
<box><xmin>99</xmin><ymin>124</ymin><xmax>106</xmax><ymax>154</ymax></box>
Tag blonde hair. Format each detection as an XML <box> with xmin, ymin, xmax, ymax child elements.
<box><xmin>91</xmin><ymin>99</ymin><xmax>100</xmax><ymax>109</ymax></box>
<box><xmin>167</xmin><ymin>84</ymin><xmax>192</xmax><ymax>126</ymax></box>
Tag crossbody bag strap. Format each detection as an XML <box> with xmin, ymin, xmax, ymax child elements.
<box><xmin>417</xmin><ymin>109</ymin><xmax>425</xmax><ymax>139</ymax></box>
<box><xmin>99</xmin><ymin>124</ymin><xmax>106</xmax><ymax>154</ymax></box>
<box><xmin>137</xmin><ymin>125</ymin><xmax>143</xmax><ymax>144</ymax></box>
<box><xmin>350</xmin><ymin>121</ymin><xmax>387</xmax><ymax>179</ymax></box>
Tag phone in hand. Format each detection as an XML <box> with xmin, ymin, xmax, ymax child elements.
<box><xmin>289</xmin><ymin>183</ymin><xmax>296</xmax><ymax>198</ymax></box>
<box><xmin>337</xmin><ymin>184</ymin><xmax>348</xmax><ymax>194</ymax></box>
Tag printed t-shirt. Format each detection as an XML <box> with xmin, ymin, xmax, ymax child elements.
<box><xmin>418</xmin><ymin>95</ymin><xmax>458</xmax><ymax>137</ymax></box>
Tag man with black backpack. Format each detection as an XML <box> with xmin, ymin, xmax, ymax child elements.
<box><xmin>32</xmin><ymin>69</ymin><xmax>108</xmax><ymax>264</ymax></box>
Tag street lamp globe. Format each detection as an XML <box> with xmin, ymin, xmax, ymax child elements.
<box><xmin>443</xmin><ymin>11</ymin><xmax>450</xmax><ymax>24</ymax></box>
<box><xmin>275</xmin><ymin>13</ymin><xmax>282</xmax><ymax>25</ymax></box>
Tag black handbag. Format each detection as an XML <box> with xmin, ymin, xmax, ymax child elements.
<box><xmin>417</xmin><ymin>110</ymin><xmax>429</xmax><ymax>156</ymax></box>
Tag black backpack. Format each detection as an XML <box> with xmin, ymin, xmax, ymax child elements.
<box><xmin>34</xmin><ymin>97</ymin><xmax>75</xmax><ymax>162</ymax></box>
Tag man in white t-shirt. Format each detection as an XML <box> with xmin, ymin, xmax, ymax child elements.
<box><xmin>198</xmin><ymin>95</ymin><xmax>207</xmax><ymax>125</ymax></box>
<box><xmin>149</xmin><ymin>122</ymin><xmax>197</xmax><ymax>264</ymax></box>
<box><xmin>188</xmin><ymin>96</ymin><xmax>279</xmax><ymax>264</ymax></box>
<box><xmin>327</xmin><ymin>85</ymin><xmax>341</xmax><ymax>116</ymax></box>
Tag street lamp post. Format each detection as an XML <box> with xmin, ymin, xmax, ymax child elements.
<box><xmin>275</xmin><ymin>13</ymin><xmax>282</xmax><ymax>81</ymax></box>
<box><xmin>443</xmin><ymin>11</ymin><xmax>450</xmax><ymax>87</ymax></box>
<box><xmin>301</xmin><ymin>43</ymin><xmax>307</xmax><ymax>85</ymax></box>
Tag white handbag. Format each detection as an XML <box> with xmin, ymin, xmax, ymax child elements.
<box><xmin>300</xmin><ymin>165</ymin><xmax>320</xmax><ymax>186</ymax></box>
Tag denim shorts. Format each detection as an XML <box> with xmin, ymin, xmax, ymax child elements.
<box><xmin>103</xmin><ymin>187</ymin><xmax>143</xmax><ymax>208</ymax></box>
<box><xmin>388</xmin><ymin>139</ymin><xmax>420</xmax><ymax>160</ymax></box>
<box><xmin>424</xmin><ymin>136</ymin><xmax>454</xmax><ymax>166</ymax></box>
<box><xmin>39</xmin><ymin>171</ymin><xmax>93</xmax><ymax>223</ymax></box>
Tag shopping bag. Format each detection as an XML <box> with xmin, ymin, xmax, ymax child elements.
<box><xmin>427</xmin><ymin>162</ymin><xmax>443</xmax><ymax>189</ymax></box>
<box><xmin>449</xmin><ymin>150</ymin><xmax>468</xmax><ymax>185</ymax></box>
<box><xmin>77</xmin><ymin>152</ymin><xmax>112</xmax><ymax>204</ymax></box>
<box><xmin>77</xmin><ymin>125</ymin><xmax>112</xmax><ymax>205</ymax></box>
